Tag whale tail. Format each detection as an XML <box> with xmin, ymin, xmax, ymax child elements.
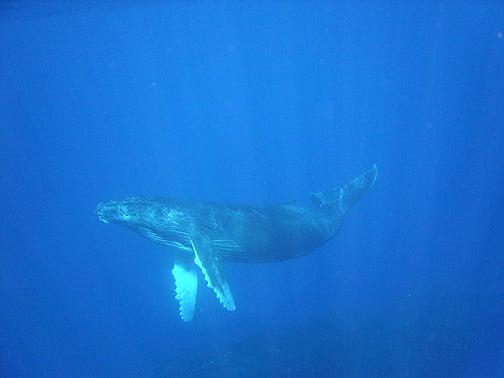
<box><xmin>311</xmin><ymin>164</ymin><xmax>378</xmax><ymax>214</ymax></box>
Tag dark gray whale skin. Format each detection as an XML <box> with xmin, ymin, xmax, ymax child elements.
<box><xmin>96</xmin><ymin>164</ymin><xmax>378</xmax><ymax>263</ymax></box>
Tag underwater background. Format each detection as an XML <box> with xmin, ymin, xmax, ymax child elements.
<box><xmin>1</xmin><ymin>1</ymin><xmax>503</xmax><ymax>376</ymax></box>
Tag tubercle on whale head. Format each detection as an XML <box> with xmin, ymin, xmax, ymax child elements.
<box><xmin>95</xmin><ymin>197</ymin><xmax>141</xmax><ymax>225</ymax></box>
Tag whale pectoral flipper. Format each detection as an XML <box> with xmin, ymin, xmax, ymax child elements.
<box><xmin>172</xmin><ymin>254</ymin><xmax>198</xmax><ymax>322</ymax></box>
<box><xmin>189</xmin><ymin>230</ymin><xmax>236</xmax><ymax>312</ymax></box>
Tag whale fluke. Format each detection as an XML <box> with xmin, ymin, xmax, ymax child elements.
<box><xmin>311</xmin><ymin>164</ymin><xmax>378</xmax><ymax>214</ymax></box>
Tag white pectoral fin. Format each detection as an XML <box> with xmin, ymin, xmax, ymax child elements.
<box><xmin>172</xmin><ymin>255</ymin><xmax>198</xmax><ymax>322</ymax></box>
<box><xmin>189</xmin><ymin>231</ymin><xmax>236</xmax><ymax>312</ymax></box>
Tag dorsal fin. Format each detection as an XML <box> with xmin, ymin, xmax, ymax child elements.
<box><xmin>310</xmin><ymin>188</ymin><xmax>342</xmax><ymax>207</ymax></box>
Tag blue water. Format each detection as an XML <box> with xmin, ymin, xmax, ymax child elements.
<box><xmin>1</xmin><ymin>1</ymin><xmax>503</xmax><ymax>376</ymax></box>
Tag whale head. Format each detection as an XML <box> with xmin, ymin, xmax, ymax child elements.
<box><xmin>95</xmin><ymin>197</ymin><xmax>147</xmax><ymax>225</ymax></box>
<box><xmin>96</xmin><ymin>197</ymin><xmax>193</xmax><ymax>252</ymax></box>
<box><xmin>96</xmin><ymin>196</ymin><xmax>187</xmax><ymax>228</ymax></box>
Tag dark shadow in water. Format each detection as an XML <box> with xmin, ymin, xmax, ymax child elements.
<box><xmin>157</xmin><ymin>279</ymin><xmax>503</xmax><ymax>377</ymax></box>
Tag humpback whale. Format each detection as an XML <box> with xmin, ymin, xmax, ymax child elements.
<box><xmin>96</xmin><ymin>165</ymin><xmax>377</xmax><ymax>321</ymax></box>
